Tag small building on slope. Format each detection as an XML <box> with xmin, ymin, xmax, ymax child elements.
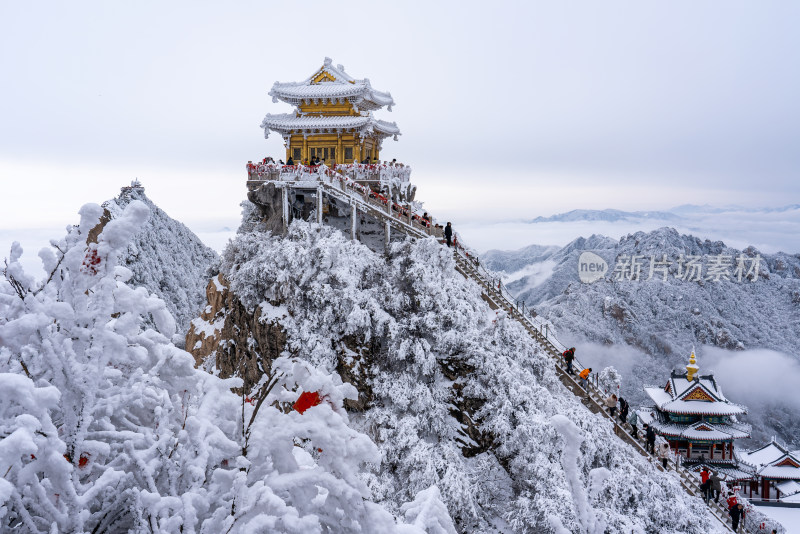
<box><xmin>262</xmin><ymin>57</ymin><xmax>400</xmax><ymax>165</ymax></box>
<box><xmin>737</xmin><ymin>439</ymin><xmax>800</xmax><ymax>501</ymax></box>
<box><xmin>638</xmin><ymin>350</ymin><xmax>751</xmax><ymax>479</ymax></box>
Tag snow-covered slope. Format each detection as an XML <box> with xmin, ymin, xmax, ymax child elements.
<box><xmin>1</xmin><ymin>201</ymin><xmax>451</xmax><ymax>533</ymax></box>
<box><xmin>483</xmin><ymin>227</ymin><xmax>800</xmax><ymax>448</ymax></box>
<box><xmin>191</xmin><ymin>217</ymin><xmax>726</xmax><ymax>533</ymax></box>
<box><xmin>106</xmin><ymin>184</ymin><xmax>218</xmax><ymax>341</ymax></box>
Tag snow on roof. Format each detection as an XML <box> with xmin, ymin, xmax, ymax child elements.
<box><xmin>739</xmin><ymin>442</ymin><xmax>787</xmax><ymax>468</ymax></box>
<box><xmin>660</xmin><ymin>399</ymin><xmax>745</xmax><ymax>416</ymax></box>
<box><xmin>759</xmin><ymin>465</ymin><xmax>800</xmax><ymax>480</ymax></box>
<box><xmin>643</xmin><ymin>386</ymin><xmax>745</xmax><ymax>416</ymax></box>
<box><xmin>776</xmin><ymin>480</ymin><xmax>800</xmax><ymax>496</ymax></box>
<box><xmin>738</xmin><ymin>441</ymin><xmax>800</xmax><ymax>480</ymax></box>
<box><xmin>260</xmin><ymin>113</ymin><xmax>400</xmax><ymax>139</ymax></box>
<box><xmin>781</xmin><ymin>492</ymin><xmax>800</xmax><ymax>503</ymax></box>
<box><xmin>651</xmin><ymin>420</ymin><xmax>750</xmax><ymax>441</ymax></box>
<box><xmin>686</xmin><ymin>463</ymin><xmax>754</xmax><ymax>481</ymax></box>
<box><xmin>635</xmin><ymin>409</ymin><xmax>655</xmax><ymax>426</ymax></box>
<box><xmin>670</xmin><ymin>374</ymin><xmax>728</xmax><ymax>402</ymax></box>
<box><xmin>269</xmin><ymin>57</ymin><xmax>395</xmax><ymax>111</ymax></box>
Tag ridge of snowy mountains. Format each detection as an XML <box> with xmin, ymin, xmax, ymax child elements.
<box><xmin>527</xmin><ymin>208</ymin><xmax>680</xmax><ymax>223</ymax></box>
<box><xmin>104</xmin><ymin>185</ymin><xmax>218</xmax><ymax>342</ymax></box>
<box><xmin>527</xmin><ymin>204</ymin><xmax>800</xmax><ymax>224</ymax></box>
<box><xmin>483</xmin><ymin>227</ymin><xmax>800</xmax><ymax>448</ymax></box>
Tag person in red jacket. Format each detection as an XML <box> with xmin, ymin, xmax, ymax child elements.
<box><xmin>726</xmin><ymin>492</ymin><xmax>738</xmax><ymax>511</ymax></box>
<box><xmin>700</xmin><ymin>467</ymin><xmax>711</xmax><ymax>502</ymax></box>
<box><xmin>562</xmin><ymin>348</ymin><xmax>576</xmax><ymax>375</ymax></box>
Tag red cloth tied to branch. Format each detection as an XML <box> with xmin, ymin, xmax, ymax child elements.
<box><xmin>293</xmin><ymin>391</ymin><xmax>321</xmax><ymax>414</ymax></box>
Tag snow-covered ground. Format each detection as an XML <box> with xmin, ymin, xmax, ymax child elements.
<box><xmin>754</xmin><ymin>505</ymin><xmax>800</xmax><ymax>533</ymax></box>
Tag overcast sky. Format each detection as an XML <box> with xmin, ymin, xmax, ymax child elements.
<box><xmin>2</xmin><ymin>1</ymin><xmax>799</xmax><ymax>253</ymax></box>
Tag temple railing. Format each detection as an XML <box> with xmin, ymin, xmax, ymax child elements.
<box><xmin>247</xmin><ymin>162</ymin><xmax>437</xmax><ymax>236</ymax></box>
<box><xmin>246</xmin><ymin>162</ymin><xmax>411</xmax><ymax>183</ymax></box>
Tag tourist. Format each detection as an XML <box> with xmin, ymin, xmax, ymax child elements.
<box><xmin>391</xmin><ymin>158</ymin><xmax>397</xmax><ymax>166</ymax></box>
<box><xmin>726</xmin><ymin>492</ymin><xmax>738</xmax><ymax>510</ymax></box>
<box><xmin>605</xmin><ymin>393</ymin><xmax>618</xmax><ymax>418</ymax></box>
<box><xmin>619</xmin><ymin>397</ymin><xmax>629</xmax><ymax>424</ymax></box>
<box><xmin>444</xmin><ymin>222</ymin><xmax>453</xmax><ymax>247</ymax></box>
<box><xmin>287</xmin><ymin>157</ymin><xmax>294</xmax><ymax>165</ymax></box>
<box><xmin>657</xmin><ymin>440</ymin><xmax>670</xmax><ymax>469</ymax></box>
<box><xmin>578</xmin><ymin>367</ymin><xmax>592</xmax><ymax>393</ymax></box>
<box><xmin>700</xmin><ymin>468</ymin><xmax>711</xmax><ymax>502</ymax></box>
<box><xmin>628</xmin><ymin>409</ymin><xmax>639</xmax><ymax>439</ymax></box>
<box><xmin>710</xmin><ymin>471</ymin><xmax>722</xmax><ymax>502</ymax></box>
<box><xmin>729</xmin><ymin>503</ymin><xmax>745</xmax><ymax>532</ymax></box>
<box><xmin>562</xmin><ymin>347</ymin><xmax>575</xmax><ymax>375</ymax></box>
<box><xmin>645</xmin><ymin>424</ymin><xmax>656</xmax><ymax>454</ymax></box>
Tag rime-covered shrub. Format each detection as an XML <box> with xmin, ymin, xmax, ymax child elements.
<box><xmin>0</xmin><ymin>203</ymin><xmax>428</xmax><ymax>534</ymax></box>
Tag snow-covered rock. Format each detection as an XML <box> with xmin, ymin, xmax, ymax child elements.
<box><xmin>106</xmin><ymin>184</ymin><xmax>218</xmax><ymax>342</ymax></box>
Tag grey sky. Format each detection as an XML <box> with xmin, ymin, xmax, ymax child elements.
<box><xmin>1</xmin><ymin>1</ymin><xmax>799</xmax><ymax>236</ymax></box>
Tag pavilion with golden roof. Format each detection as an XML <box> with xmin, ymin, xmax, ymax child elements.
<box><xmin>261</xmin><ymin>57</ymin><xmax>400</xmax><ymax>165</ymax></box>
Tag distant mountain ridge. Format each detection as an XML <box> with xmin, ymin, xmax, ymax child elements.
<box><xmin>482</xmin><ymin>227</ymin><xmax>800</xmax><ymax>448</ymax></box>
<box><xmin>526</xmin><ymin>204</ymin><xmax>800</xmax><ymax>224</ymax></box>
<box><xmin>527</xmin><ymin>208</ymin><xmax>679</xmax><ymax>223</ymax></box>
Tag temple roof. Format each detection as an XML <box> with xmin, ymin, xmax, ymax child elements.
<box><xmin>647</xmin><ymin>417</ymin><xmax>750</xmax><ymax>441</ymax></box>
<box><xmin>260</xmin><ymin>113</ymin><xmax>400</xmax><ymax>140</ymax></box>
<box><xmin>738</xmin><ymin>439</ymin><xmax>800</xmax><ymax>479</ymax></box>
<box><xmin>685</xmin><ymin>462</ymin><xmax>754</xmax><ymax>481</ymax></box>
<box><xmin>644</xmin><ymin>386</ymin><xmax>746</xmax><ymax>416</ymax></box>
<box><xmin>643</xmin><ymin>351</ymin><xmax>747</xmax><ymax>416</ymax></box>
<box><xmin>269</xmin><ymin>57</ymin><xmax>395</xmax><ymax>111</ymax></box>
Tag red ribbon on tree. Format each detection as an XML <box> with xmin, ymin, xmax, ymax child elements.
<box><xmin>293</xmin><ymin>391</ymin><xmax>321</xmax><ymax>414</ymax></box>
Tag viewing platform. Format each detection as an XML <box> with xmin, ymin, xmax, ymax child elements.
<box><xmin>245</xmin><ymin>161</ymin><xmax>437</xmax><ymax>242</ymax></box>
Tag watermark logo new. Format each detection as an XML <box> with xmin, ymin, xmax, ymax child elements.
<box><xmin>578</xmin><ymin>252</ymin><xmax>607</xmax><ymax>283</ymax></box>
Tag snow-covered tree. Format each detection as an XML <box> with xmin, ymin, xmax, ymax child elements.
<box><xmin>0</xmin><ymin>202</ymin><xmax>427</xmax><ymax>533</ymax></box>
<box><xmin>218</xmin><ymin>221</ymin><xmax>726</xmax><ymax>533</ymax></box>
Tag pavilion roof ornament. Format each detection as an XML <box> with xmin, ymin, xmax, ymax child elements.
<box><xmin>686</xmin><ymin>348</ymin><xmax>699</xmax><ymax>381</ymax></box>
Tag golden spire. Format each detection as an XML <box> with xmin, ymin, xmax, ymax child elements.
<box><xmin>686</xmin><ymin>349</ymin><xmax>699</xmax><ymax>381</ymax></box>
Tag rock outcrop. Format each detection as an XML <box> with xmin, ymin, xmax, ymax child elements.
<box><xmin>186</xmin><ymin>273</ymin><xmax>287</xmax><ymax>391</ymax></box>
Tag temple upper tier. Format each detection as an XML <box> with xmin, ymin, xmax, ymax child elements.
<box><xmin>261</xmin><ymin>57</ymin><xmax>400</xmax><ymax>165</ymax></box>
